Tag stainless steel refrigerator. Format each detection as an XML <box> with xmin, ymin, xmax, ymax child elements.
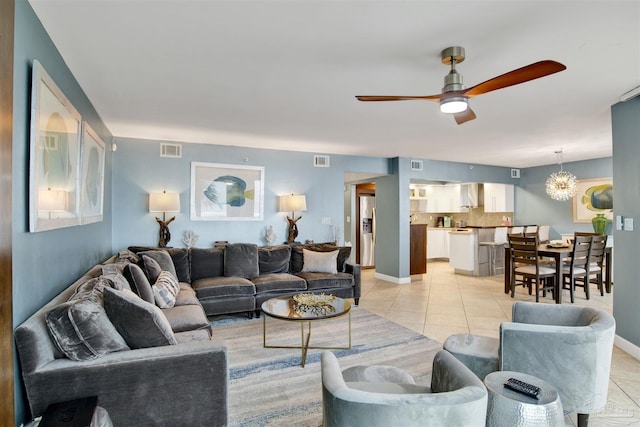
<box><xmin>359</xmin><ymin>195</ymin><xmax>375</xmax><ymax>267</ymax></box>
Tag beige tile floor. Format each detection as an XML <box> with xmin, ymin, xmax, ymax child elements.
<box><xmin>358</xmin><ymin>261</ymin><xmax>640</xmax><ymax>426</ymax></box>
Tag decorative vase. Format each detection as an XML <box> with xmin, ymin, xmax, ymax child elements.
<box><xmin>592</xmin><ymin>213</ymin><xmax>608</xmax><ymax>235</ymax></box>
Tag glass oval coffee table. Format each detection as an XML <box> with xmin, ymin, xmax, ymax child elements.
<box><xmin>261</xmin><ymin>294</ymin><xmax>351</xmax><ymax>367</ymax></box>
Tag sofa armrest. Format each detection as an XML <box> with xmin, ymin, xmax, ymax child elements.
<box><xmin>23</xmin><ymin>340</ymin><xmax>228</xmax><ymax>427</ymax></box>
<box><xmin>345</xmin><ymin>262</ymin><xmax>361</xmax><ymax>300</ymax></box>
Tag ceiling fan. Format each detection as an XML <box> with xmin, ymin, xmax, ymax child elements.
<box><xmin>356</xmin><ymin>46</ymin><xmax>566</xmax><ymax>125</ymax></box>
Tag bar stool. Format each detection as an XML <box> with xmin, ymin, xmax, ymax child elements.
<box><xmin>479</xmin><ymin>227</ymin><xmax>508</xmax><ymax>275</ymax></box>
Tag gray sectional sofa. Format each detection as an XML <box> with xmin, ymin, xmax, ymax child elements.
<box><xmin>15</xmin><ymin>241</ymin><xmax>359</xmax><ymax>426</ymax></box>
<box><xmin>129</xmin><ymin>241</ymin><xmax>361</xmax><ymax>317</ymax></box>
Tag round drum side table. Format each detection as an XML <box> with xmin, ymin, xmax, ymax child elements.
<box><xmin>484</xmin><ymin>370</ymin><xmax>565</xmax><ymax>427</ymax></box>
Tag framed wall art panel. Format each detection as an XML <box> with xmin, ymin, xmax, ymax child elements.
<box><xmin>80</xmin><ymin>122</ymin><xmax>105</xmax><ymax>224</ymax></box>
<box><xmin>29</xmin><ymin>60</ymin><xmax>82</xmax><ymax>232</ymax></box>
<box><xmin>572</xmin><ymin>177</ymin><xmax>613</xmax><ymax>223</ymax></box>
<box><xmin>190</xmin><ymin>162</ymin><xmax>265</xmax><ymax>221</ymax></box>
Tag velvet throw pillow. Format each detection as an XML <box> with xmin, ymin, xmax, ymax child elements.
<box><xmin>258</xmin><ymin>245</ymin><xmax>291</xmax><ymax>274</ymax></box>
<box><xmin>224</xmin><ymin>243</ymin><xmax>259</xmax><ymax>279</ymax></box>
<box><xmin>301</xmin><ymin>249</ymin><xmax>339</xmax><ymax>274</ymax></box>
<box><xmin>46</xmin><ymin>293</ymin><xmax>129</xmax><ymax>361</ymax></box>
<box><xmin>152</xmin><ymin>271</ymin><xmax>180</xmax><ymax>308</ymax></box>
<box><xmin>103</xmin><ymin>287</ymin><xmax>177</xmax><ymax>349</ymax></box>
<box><xmin>139</xmin><ymin>250</ymin><xmax>178</xmax><ymax>281</ymax></box>
<box><xmin>122</xmin><ymin>263</ymin><xmax>155</xmax><ymax>304</ymax></box>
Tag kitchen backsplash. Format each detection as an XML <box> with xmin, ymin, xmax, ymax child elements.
<box><xmin>411</xmin><ymin>206</ymin><xmax>512</xmax><ymax>227</ymax></box>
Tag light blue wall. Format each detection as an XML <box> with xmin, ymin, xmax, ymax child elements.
<box><xmin>12</xmin><ymin>2</ymin><xmax>113</xmax><ymax>423</ymax></box>
<box><xmin>612</xmin><ymin>97</ymin><xmax>640</xmax><ymax>347</ymax></box>
<box><xmin>516</xmin><ymin>157</ymin><xmax>613</xmax><ymax>240</ymax></box>
<box><xmin>412</xmin><ymin>159</ymin><xmax>518</xmax><ymax>184</ymax></box>
<box><xmin>111</xmin><ymin>137</ymin><xmax>389</xmax><ymax>250</ymax></box>
<box><xmin>374</xmin><ymin>158</ymin><xmax>411</xmax><ymax>279</ymax></box>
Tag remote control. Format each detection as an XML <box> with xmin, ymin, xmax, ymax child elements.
<box><xmin>503</xmin><ymin>377</ymin><xmax>541</xmax><ymax>400</ymax></box>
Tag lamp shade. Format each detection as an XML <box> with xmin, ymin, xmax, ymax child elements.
<box><xmin>39</xmin><ymin>188</ymin><xmax>67</xmax><ymax>211</ymax></box>
<box><xmin>149</xmin><ymin>192</ymin><xmax>180</xmax><ymax>213</ymax></box>
<box><xmin>279</xmin><ymin>194</ymin><xmax>307</xmax><ymax>213</ymax></box>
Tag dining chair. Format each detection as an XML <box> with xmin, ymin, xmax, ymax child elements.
<box><xmin>508</xmin><ymin>226</ymin><xmax>524</xmax><ymax>235</ymax></box>
<box><xmin>561</xmin><ymin>235</ymin><xmax>592</xmax><ymax>303</ymax></box>
<box><xmin>537</xmin><ymin>225</ymin><xmax>550</xmax><ymax>243</ymax></box>
<box><xmin>575</xmin><ymin>233</ymin><xmax>608</xmax><ymax>296</ymax></box>
<box><xmin>525</xmin><ymin>225</ymin><xmax>538</xmax><ymax>237</ymax></box>
<box><xmin>508</xmin><ymin>235</ymin><xmax>556</xmax><ymax>302</ymax></box>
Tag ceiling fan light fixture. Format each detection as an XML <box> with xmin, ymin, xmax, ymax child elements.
<box><xmin>440</xmin><ymin>96</ymin><xmax>468</xmax><ymax>114</ymax></box>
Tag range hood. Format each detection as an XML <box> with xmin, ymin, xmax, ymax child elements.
<box><xmin>459</xmin><ymin>183</ymin><xmax>479</xmax><ymax>208</ymax></box>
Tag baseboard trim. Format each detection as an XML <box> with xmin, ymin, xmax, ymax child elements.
<box><xmin>374</xmin><ymin>272</ymin><xmax>411</xmax><ymax>284</ymax></box>
<box><xmin>614</xmin><ymin>334</ymin><xmax>640</xmax><ymax>361</ymax></box>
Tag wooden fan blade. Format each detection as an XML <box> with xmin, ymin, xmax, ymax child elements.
<box><xmin>356</xmin><ymin>95</ymin><xmax>441</xmax><ymax>102</ymax></box>
<box><xmin>454</xmin><ymin>108</ymin><xmax>476</xmax><ymax>125</ymax></box>
<box><xmin>463</xmin><ymin>60</ymin><xmax>566</xmax><ymax>98</ymax></box>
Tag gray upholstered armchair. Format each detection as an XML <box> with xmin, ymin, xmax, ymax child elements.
<box><xmin>444</xmin><ymin>301</ymin><xmax>615</xmax><ymax>427</ymax></box>
<box><xmin>501</xmin><ymin>302</ymin><xmax>615</xmax><ymax>426</ymax></box>
<box><xmin>321</xmin><ymin>349</ymin><xmax>488</xmax><ymax>427</ymax></box>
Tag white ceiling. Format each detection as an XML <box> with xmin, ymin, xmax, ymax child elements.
<box><xmin>29</xmin><ymin>0</ymin><xmax>640</xmax><ymax>168</ymax></box>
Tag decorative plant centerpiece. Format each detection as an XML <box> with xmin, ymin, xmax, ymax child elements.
<box><xmin>292</xmin><ymin>293</ymin><xmax>336</xmax><ymax>316</ymax></box>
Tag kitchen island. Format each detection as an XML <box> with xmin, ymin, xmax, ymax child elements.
<box><xmin>448</xmin><ymin>225</ymin><xmax>539</xmax><ymax>276</ymax></box>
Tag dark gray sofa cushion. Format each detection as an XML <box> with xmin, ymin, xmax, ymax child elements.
<box><xmin>162</xmin><ymin>304</ymin><xmax>212</xmax><ymax>335</ymax></box>
<box><xmin>45</xmin><ymin>293</ymin><xmax>129</xmax><ymax>361</ymax></box>
<box><xmin>192</xmin><ymin>276</ymin><xmax>256</xmax><ymax>299</ymax></box>
<box><xmin>127</xmin><ymin>246</ymin><xmax>191</xmax><ymax>283</ymax></box>
<box><xmin>224</xmin><ymin>243</ymin><xmax>259</xmax><ymax>278</ymax></box>
<box><xmin>174</xmin><ymin>283</ymin><xmax>201</xmax><ymax>306</ymax></box>
<box><xmin>190</xmin><ymin>247</ymin><xmax>225</xmax><ymax>281</ymax></box>
<box><xmin>251</xmin><ymin>273</ymin><xmax>307</xmax><ymax>294</ymax></box>
<box><xmin>258</xmin><ymin>245</ymin><xmax>291</xmax><ymax>274</ymax></box>
<box><xmin>139</xmin><ymin>250</ymin><xmax>178</xmax><ymax>281</ymax></box>
<box><xmin>141</xmin><ymin>255</ymin><xmax>163</xmax><ymax>283</ymax></box>
<box><xmin>296</xmin><ymin>272</ymin><xmax>354</xmax><ymax>290</ymax></box>
<box><xmin>103</xmin><ymin>287</ymin><xmax>177</xmax><ymax>348</ymax></box>
<box><xmin>165</xmin><ymin>248</ymin><xmax>191</xmax><ymax>283</ymax></box>
<box><xmin>122</xmin><ymin>263</ymin><xmax>155</xmax><ymax>304</ymax></box>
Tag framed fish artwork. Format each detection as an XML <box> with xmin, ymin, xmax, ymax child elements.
<box><xmin>572</xmin><ymin>177</ymin><xmax>613</xmax><ymax>223</ymax></box>
<box><xmin>190</xmin><ymin>162</ymin><xmax>265</xmax><ymax>221</ymax></box>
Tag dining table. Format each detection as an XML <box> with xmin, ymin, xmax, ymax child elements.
<box><xmin>504</xmin><ymin>244</ymin><xmax>612</xmax><ymax>304</ymax></box>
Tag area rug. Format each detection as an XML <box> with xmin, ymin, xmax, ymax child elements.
<box><xmin>211</xmin><ymin>307</ymin><xmax>443</xmax><ymax>427</ymax></box>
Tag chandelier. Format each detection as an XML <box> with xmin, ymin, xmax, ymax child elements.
<box><xmin>545</xmin><ymin>149</ymin><xmax>577</xmax><ymax>201</ymax></box>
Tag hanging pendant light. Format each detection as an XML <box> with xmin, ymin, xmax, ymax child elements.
<box><xmin>545</xmin><ymin>149</ymin><xmax>577</xmax><ymax>201</ymax></box>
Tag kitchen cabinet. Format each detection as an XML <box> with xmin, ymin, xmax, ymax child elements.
<box><xmin>449</xmin><ymin>230</ymin><xmax>476</xmax><ymax>272</ymax></box>
<box><xmin>422</xmin><ymin>184</ymin><xmax>465</xmax><ymax>213</ymax></box>
<box><xmin>410</xmin><ymin>224</ymin><xmax>427</xmax><ymax>275</ymax></box>
<box><xmin>427</xmin><ymin>228</ymin><xmax>450</xmax><ymax>259</ymax></box>
<box><xmin>409</xmin><ymin>185</ymin><xmax>429</xmax><ymax>213</ymax></box>
<box><xmin>483</xmin><ymin>183</ymin><xmax>514</xmax><ymax>212</ymax></box>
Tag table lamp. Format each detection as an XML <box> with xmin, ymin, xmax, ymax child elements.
<box><xmin>279</xmin><ymin>194</ymin><xmax>306</xmax><ymax>243</ymax></box>
<box><xmin>149</xmin><ymin>191</ymin><xmax>180</xmax><ymax>247</ymax></box>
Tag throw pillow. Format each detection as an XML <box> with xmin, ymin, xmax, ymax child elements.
<box><xmin>152</xmin><ymin>271</ymin><xmax>180</xmax><ymax>308</ymax></box>
<box><xmin>71</xmin><ymin>276</ymin><xmax>112</xmax><ymax>300</ymax></box>
<box><xmin>103</xmin><ymin>287</ymin><xmax>177</xmax><ymax>349</ymax></box>
<box><xmin>190</xmin><ymin>247</ymin><xmax>225</xmax><ymax>280</ymax></box>
<box><xmin>101</xmin><ymin>264</ymin><xmax>131</xmax><ymax>291</ymax></box>
<box><xmin>123</xmin><ymin>263</ymin><xmax>155</xmax><ymax>304</ymax></box>
<box><xmin>301</xmin><ymin>249</ymin><xmax>339</xmax><ymax>274</ymax></box>
<box><xmin>45</xmin><ymin>293</ymin><xmax>129</xmax><ymax>361</ymax></box>
<box><xmin>258</xmin><ymin>245</ymin><xmax>291</xmax><ymax>274</ymax></box>
<box><xmin>138</xmin><ymin>250</ymin><xmax>178</xmax><ymax>281</ymax></box>
<box><xmin>141</xmin><ymin>255</ymin><xmax>163</xmax><ymax>283</ymax></box>
<box><xmin>224</xmin><ymin>243</ymin><xmax>259</xmax><ymax>278</ymax></box>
